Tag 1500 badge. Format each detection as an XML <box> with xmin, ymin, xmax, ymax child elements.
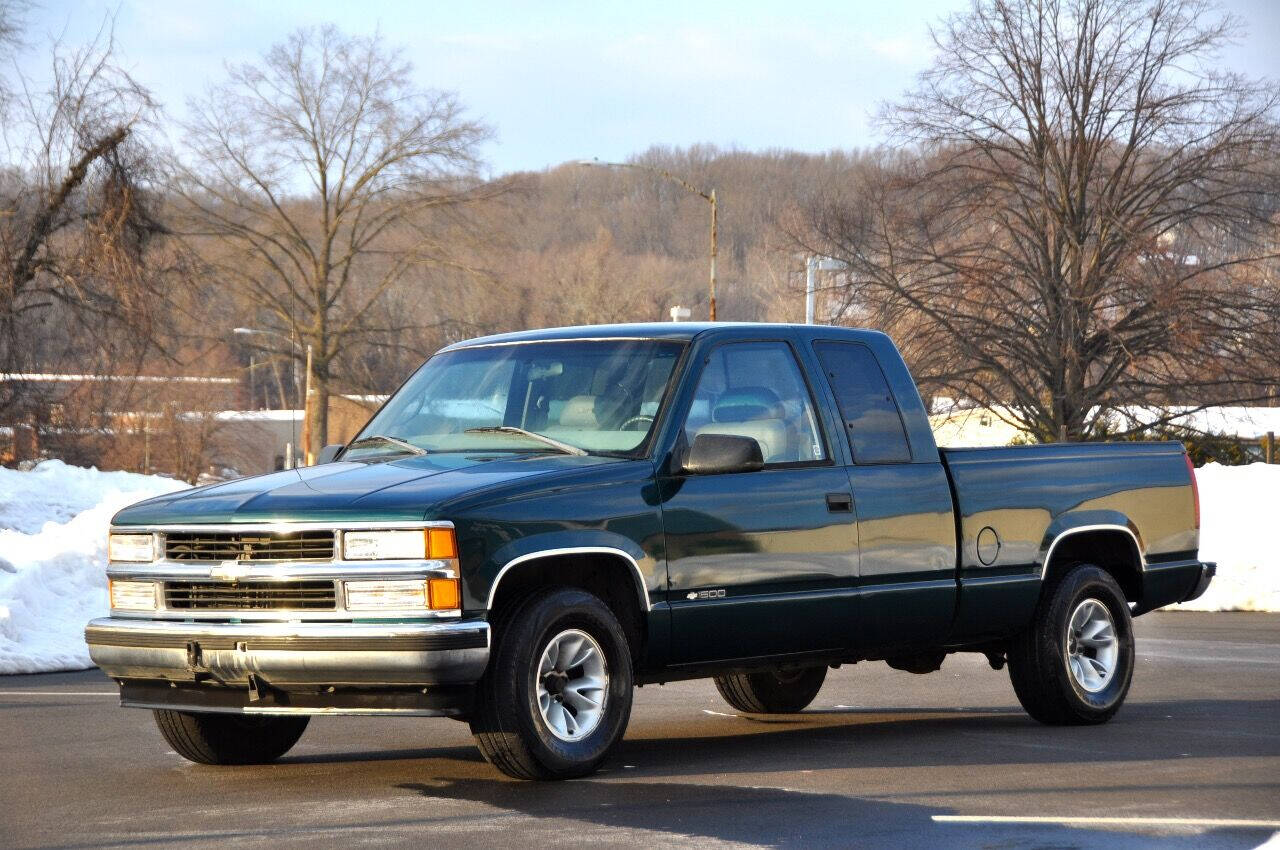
<box><xmin>686</xmin><ymin>589</ymin><xmax>727</xmax><ymax>600</ymax></box>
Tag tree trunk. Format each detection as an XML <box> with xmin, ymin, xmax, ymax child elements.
<box><xmin>310</xmin><ymin>359</ymin><xmax>330</xmax><ymax>457</ymax></box>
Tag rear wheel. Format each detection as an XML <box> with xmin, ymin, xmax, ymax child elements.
<box><xmin>1007</xmin><ymin>563</ymin><xmax>1135</xmax><ymax>725</ymax></box>
<box><xmin>470</xmin><ymin>587</ymin><xmax>633</xmax><ymax>780</ymax></box>
<box><xmin>153</xmin><ymin>710</ymin><xmax>309</xmax><ymax>765</ymax></box>
<box><xmin>714</xmin><ymin>666</ymin><xmax>827</xmax><ymax>714</ymax></box>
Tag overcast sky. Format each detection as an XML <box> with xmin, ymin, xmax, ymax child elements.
<box><xmin>22</xmin><ymin>0</ymin><xmax>1280</xmax><ymax>176</ymax></box>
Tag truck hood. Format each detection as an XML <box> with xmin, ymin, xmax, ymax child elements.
<box><xmin>112</xmin><ymin>452</ymin><xmax>626</xmax><ymax>526</ymax></box>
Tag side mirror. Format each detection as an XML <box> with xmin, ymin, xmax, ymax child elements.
<box><xmin>316</xmin><ymin>444</ymin><xmax>345</xmax><ymax>465</ymax></box>
<box><xmin>682</xmin><ymin>433</ymin><xmax>764</xmax><ymax>475</ymax></box>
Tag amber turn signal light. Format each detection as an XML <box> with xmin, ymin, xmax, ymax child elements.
<box><xmin>426</xmin><ymin>527</ymin><xmax>458</xmax><ymax>560</ymax></box>
<box><xmin>428</xmin><ymin>577</ymin><xmax>460</xmax><ymax>610</ymax></box>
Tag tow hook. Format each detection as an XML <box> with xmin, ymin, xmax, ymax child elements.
<box><xmin>185</xmin><ymin>641</ymin><xmax>203</xmax><ymax>670</ymax></box>
<box><xmin>247</xmin><ymin>673</ymin><xmax>271</xmax><ymax>703</ymax></box>
<box><xmin>985</xmin><ymin>650</ymin><xmax>1007</xmax><ymax>671</ymax></box>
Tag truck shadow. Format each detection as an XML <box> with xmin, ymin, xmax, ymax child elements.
<box><xmin>608</xmin><ymin>697</ymin><xmax>1280</xmax><ymax>776</ymax></box>
<box><xmin>397</xmin><ymin>778</ymin><xmax>938</xmax><ymax>848</ymax></box>
<box><xmin>394</xmin><ymin>777</ymin><xmax>1269</xmax><ymax>849</ymax></box>
<box><xmin>283</xmin><ymin>697</ymin><xmax>1277</xmax><ymax>776</ymax></box>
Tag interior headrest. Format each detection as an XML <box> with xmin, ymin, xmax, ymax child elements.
<box><xmin>712</xmin><ymin>387</ymin><xmax>784</xmax><ymax>422</ymax></box>
<box><xmin>559</xmin><ymin>395</ymin><xmax>599</xmax><ymax>428</ymax></box>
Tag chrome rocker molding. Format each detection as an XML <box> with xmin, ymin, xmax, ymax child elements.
<box><xmin>487</xmin><ymin>547</ymin><xmax>652</xmax><ymax>613</ymax></box>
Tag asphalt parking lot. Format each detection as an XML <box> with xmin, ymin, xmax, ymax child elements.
<box><xmin>1</xmin><ymin>611</ymin><xmax>1277</xmax><ymax>849</ymax></box>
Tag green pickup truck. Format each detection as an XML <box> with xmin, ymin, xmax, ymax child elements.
<box><xmin>88</xmin><ymin>323</ymin><xmax>1213</xmax><ymax>779</ymax></box>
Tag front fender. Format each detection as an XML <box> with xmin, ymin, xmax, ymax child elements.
<box><xmin>465</xmin><ymin>529</ymin><xmax>659</xmax><ymax>615</ymax></box>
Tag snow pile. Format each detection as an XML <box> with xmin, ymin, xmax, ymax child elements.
<box><xmin>0</xmin><ymin>461</ymin><xmax>187</xmax><ymax>674</ymax></box>
<box><xmin>1176</xmin><ymin>462</ymin><xmax>1280</xmax><ymax>612</ymax></box>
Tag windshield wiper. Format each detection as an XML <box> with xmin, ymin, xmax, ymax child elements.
<box><xmin>463</xmin><ymin>426</ymin><xmax>588</xmax><ymax>456</ymax></box>
<box><xmin>347</xmin><ymin>434</ymin><xmax>428</xmax><ymax>456</ymax></box>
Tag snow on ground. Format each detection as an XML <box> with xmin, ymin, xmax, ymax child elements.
<box><xmin>1176</xmin><ymin>462</ymin><xmax>1280</xmax><ymax>612</ymax></box>
<box><xmin>0</xmin><ymin>459</ymin><xmax>1274</xmax><ymax>675</ymax></box>
<box><xmin>0</xmin><ymin>461</ymin><xmax>187</xmax><ymax>674</ymax></box>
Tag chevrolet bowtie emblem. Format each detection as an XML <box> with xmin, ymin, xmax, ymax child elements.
<box><xmin>211</xmin><ymin>561</ymin><xmax>252</xmax><ymax>582</ymax></box>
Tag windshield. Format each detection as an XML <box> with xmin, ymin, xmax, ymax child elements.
<box><xmin>347</xmin><ymin>339</ymin><xmax>686</xmax><ymax>458</ymax></box>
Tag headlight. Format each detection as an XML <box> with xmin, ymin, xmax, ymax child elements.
<box><xmin>344</xmin><ymin>578</ymin><xmax>461</xmax><ymax>611</ymax></box>
<box><xmin>342</xmin><ymin>528</ymin><xmax>457</xmax><ymax>561</ymax></box>
<box><xmin>343</xmin><ymin>530</ymin><xmax>425</xmax><ymax>560</ymax></box>
<box><xmin>109</xmin><ymin>579</ymin><xmax>158</xmax><ymax>611</ymax></box>
<box><xmin>108</xmin><ymin>533</ymin><xmax>155</xmax><ymax>563</ymax></box>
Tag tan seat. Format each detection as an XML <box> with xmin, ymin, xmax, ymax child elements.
<box><xmin>695</xmin><ymin>386</ymin><xmax>791</xmax><ymax>463</ymax></box>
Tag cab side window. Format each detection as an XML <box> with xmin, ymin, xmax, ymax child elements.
<box><xmin>814</xmin><ymin>341</ymin><xmax>911</xmax><ymax>464</ymax></box>
<box><xmin>683</xmin><ymin>342</ymin><xmax>826</xmax><ymax>465</ymax></box>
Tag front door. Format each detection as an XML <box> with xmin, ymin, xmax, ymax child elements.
<box><xmin>661</xmin><ymin>340</ymin><xmax>859</xmax><ymax>664</ymax></box>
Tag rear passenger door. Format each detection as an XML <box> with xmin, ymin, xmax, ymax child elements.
<box><xmin>812</xmin><ymin>341</ymin><xmax>957</xmax><ymax>651</ymax></box>
<box><xmin>662</xmin><ymin>339</ymin><xmax>859</xmax><ymax>663</ymax></box>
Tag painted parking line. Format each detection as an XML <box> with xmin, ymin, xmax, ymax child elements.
<box><xmin>1140</xmin><ymin>651</ymin><xmax>1280</xmax><ymax>666</ymax></box>
<box><xmin>933</xmin><ymin>815</ymin><xmax>1280</xmax><ymax>829</ymax></box>
<box><xmin>1139</xmin><ymin>639</ymin><xmax>1280</xmax><ymax>666</ymax></box>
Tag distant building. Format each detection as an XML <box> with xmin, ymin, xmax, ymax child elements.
<box><xmin>201</xmin><ymin>394</ymin><xmax>387</xmax><ymax>475</ymax></box>
<box><xmin>930</xmin><ymin>403</ymin><xmax>1280</xmax><ymax>449</ymax></box>
<box><xmin>929</xmin><ymin>405</ymin><xmax>1027</xmax><ymax>447</ymax></box>
<box><xmin>2</xmin><ymin>371</ymin><xmax>385</xmax><ymax>477</ymax></box>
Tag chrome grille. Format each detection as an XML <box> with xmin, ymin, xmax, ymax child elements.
<box><xmin>163</xmin><ymin>531</ymin><xmax>335</xmax><ymax>562</ymax></box>
<box><xmin>163</xmin><ymin>580</ymin><xmax>337</xmax><ymax>611</ymax></box>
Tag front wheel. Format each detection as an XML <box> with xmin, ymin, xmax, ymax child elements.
<box><xmin>1007</xmin><ymin>563</ymin><xmax>1135</xmax><ymax>725</ymax></box>
<box><xmin>470</xmin><ymin>587</ymin><xmax>633</xmax><ymax>780</ymax></box>
<box><xmin>153</xmin><ymin>710</ymin><xmax>309</xmax><ymax>765</ymax></box>
<box><xmin>714</xmin><ymin>666</ymin><xmax>828</xmax><ymax>714</ymax></box>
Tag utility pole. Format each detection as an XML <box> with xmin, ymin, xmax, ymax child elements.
<box><xmin>234</xmin><ymin>326</ymin><xmax>303</xmax><ymax>467</ymax></box>
<box><xmin>709</xmin><ymin>190</ymin><xmax>717</xmax><ymax>321</ymax></box>
<box><xmin>576</xmin><ymin>160</ymin><xmax>718</xmax><ymax>321</ymax></box>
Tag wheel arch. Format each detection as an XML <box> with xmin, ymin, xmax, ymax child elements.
<box><xmin>486</xmin><ymin>547</ymin><xmax>651</xmax><ymax>661</ymax></box>
<box><xmin>1039</xmin><ymin>522</ymin><xmax>1145</xmax><ymax>603</ymax></box>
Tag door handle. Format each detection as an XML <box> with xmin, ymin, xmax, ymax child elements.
<box><xmin>826</xmin><ymin>492</ymin><xmax>853</xmax><ymax>513</ymax></box>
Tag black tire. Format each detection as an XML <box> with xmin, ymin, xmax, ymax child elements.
<box><xmin>714</xmin><ymin>666</ymin><xmax>827</xmax><ymax>714</ymax></box>
<box><xmin>470</xmin><ymin>587</ymin><xmax>633</xmax><ymax>780</ymax></box>
<box><xmin>153</xmin><ymin>710</ymin><xmax>309</xmax><ymax>765</ymax></box>
<box><xmin>1007</xmin><ymin>563</ymin><xmax>1135</xmax><ymax>725</ymax></box>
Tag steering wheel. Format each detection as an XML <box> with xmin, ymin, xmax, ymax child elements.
<box><xmin>620</xmin><ymin>414</ymin><xmax>654</xmax><ymax>432</ymax></box>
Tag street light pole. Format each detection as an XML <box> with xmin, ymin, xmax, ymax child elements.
<box><xmin>805</xmin><ymin>256</ymin><xmax>849</xmax><ymax>324</ymax></box>
<box><xmin>300</xmin><ymin>343</ymin><xmax>314</xmax><ymax>466</ymax></box>
<box><xmin>576</xmin><ymin>159</ymin><xmax>718</xmax><ymax>321</ymax></box>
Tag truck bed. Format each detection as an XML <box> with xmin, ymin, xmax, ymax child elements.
<box><xmin>939</xmin><ymin>441</ymin><xmax>1202</xmax><ymax>640</ymax></box>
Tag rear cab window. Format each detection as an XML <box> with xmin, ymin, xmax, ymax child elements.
<box><xmin>813</xmin><ymin>341</ymin><xmax>912</xmax><ymax>464</ymax></box>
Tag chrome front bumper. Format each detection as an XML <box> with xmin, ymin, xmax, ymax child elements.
<box><xmin>86</xmin><ymin>617</ymin><xmax>490</xmax><ymax>690</ymax></box>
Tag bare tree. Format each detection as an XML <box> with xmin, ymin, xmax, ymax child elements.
<box><xmin>0</xmin><ymin>0</ymin><xmax>22</xmax><ymax>72</ymax></box>
<box><xmin>173</xmin><ymin>25</ymin><xmax>491</xmax><ymax>457</ymax></box>
<box><xmin>807</xmin><ymin>0</ymin><xmax>1280</xmax><ymax>441</ymax></box>
<box><xmin>0</xmin><ymin>14</ymin><xmax>163</xmax><ymax>421</ymax></box>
